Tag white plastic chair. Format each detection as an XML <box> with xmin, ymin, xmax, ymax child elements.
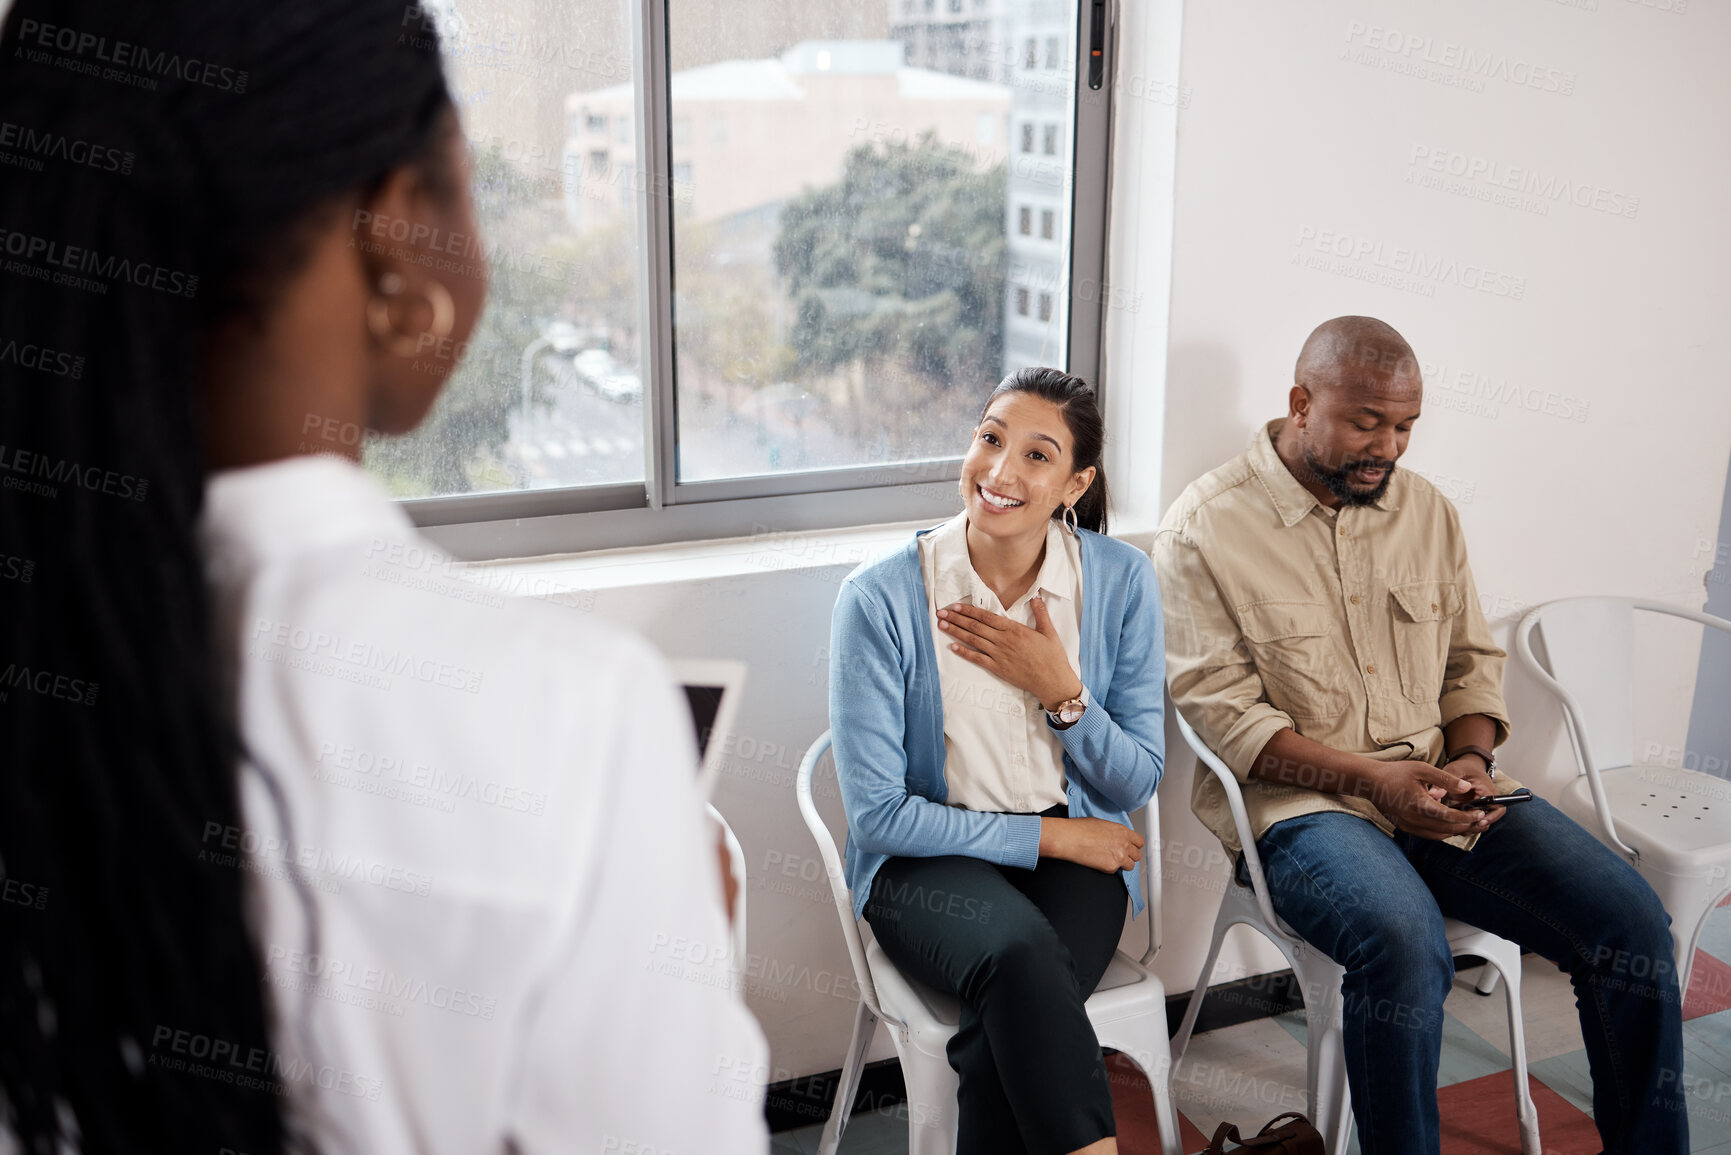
<box><xmin>1515</xmin><ymin>596</ymin><xmax>1731</xmax><ymax>1000</ymax></box>
<box><xmin>707</xmin><ymin>803</ymin><xmax>748</xmax><ymax>965</ymax></box>
<box><xmin>796</xmin><ymin>730</ymin><xmax>1183</xmax><ymax>1155</ymax></box>
<box><xmin>1169</xmin><ymin>712</ymin><xmax>1540</xmax><ymax>1155</ymax></box>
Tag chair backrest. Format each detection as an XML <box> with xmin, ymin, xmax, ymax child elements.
<box><xmin>1517</xmin><ymin>597</ymin><xmax>1638</xmax><ymax>773</ymax></box>
<box><xmin>1171</xmin><ymin>710</ymin><xmax>1291</xmax><ymax>940</ymax></box>
<box><xmin>796</xmin><ymin>731</ymin><xmax>892</xmax><ymax>1023</ymax></box>
<box><xmin>1134</xmin><ymin>783</ymin><xmax>1165</xmax><ymax>967</ymax></box>
<box><xmin>1516</xmin><ymin>597</ymin><xmax>1731</xmax><ymax>776</ymax></box>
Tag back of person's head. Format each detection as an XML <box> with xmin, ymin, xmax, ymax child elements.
<box><xmin>981</xmin><ymin>367</ymin><xmax>1111</xmax><ymax>533</ymax></box>
<box><xmin>0</xmin><ymin>1</ymin><xmax>453</xmax><ymax>1149</ymax></box>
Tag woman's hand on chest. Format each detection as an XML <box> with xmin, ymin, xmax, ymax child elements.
<box><xmin>936</xmin><ymin>596</ymin><xmax>1083</xmax><ymax>714</ymax></box>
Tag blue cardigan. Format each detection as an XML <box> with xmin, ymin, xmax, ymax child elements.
<box><xmin>829</xmin><ymin>524</ymin><xmax>1165</xmax><ymax>920</ymax></box>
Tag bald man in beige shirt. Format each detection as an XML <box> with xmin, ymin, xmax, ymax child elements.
<box><xmin>1154</xmin><ymin>317</ymin><xmax>1684</xmax><ymax>1154</ymax></box>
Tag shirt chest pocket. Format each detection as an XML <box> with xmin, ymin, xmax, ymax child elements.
<box><xmin>1238</xmin><ymin>601</ymin><xmax>1344</xmax><ymax>721</ymax></box>
<box><xmin>1389</xmin><ymin>580</ymin><xmax>1463</xmax><ymax>704</ymax></box>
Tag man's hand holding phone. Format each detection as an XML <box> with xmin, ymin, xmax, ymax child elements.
<box><xmin>1437</xmin><ymin>755</ymin><xmax>1517</xmax><ymax>827</ymax></box>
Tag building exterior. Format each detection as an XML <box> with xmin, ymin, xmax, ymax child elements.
<box><xmin>887</xmin><ymin>0</ymin><xmax>1015</xmax><ymax>83</ymax></box>
<box><xmin>884</xmin><ymin>0</ymin><xmax>1074</xmax><ymax>373</ymax></box>
<box><xmin>562</xmin><ymin>40</ymin><xmax>1010</xmax><ymax>232</ymax></box>
<box><xmin>1000</xmin><ymin>1</ymin><xmax>1074</xmax><ymax>373</ymax></box>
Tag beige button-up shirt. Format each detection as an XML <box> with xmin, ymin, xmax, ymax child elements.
<box><xmin>1154</xmin><ymin>420</ymin><xmax>1516</xmax><ymax>854</ymax></box>
<box><xmin>919</xmin><ymin>512</ymin><xmax>1079</xmax><ymax>814</ymax></box>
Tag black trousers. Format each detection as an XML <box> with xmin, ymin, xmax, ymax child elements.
<box><xmin>862</xmin><ymin>813</ymin><xmax>1127</xmax><ymax>1155</ymax></box>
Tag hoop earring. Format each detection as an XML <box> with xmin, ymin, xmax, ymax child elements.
<box><xmin>366</xmin><ymin>273</ymin><xmax>455</xmax><ymax>356</ymax></box>
<box><xmin>1063</xmin><ymin>503</ymin><xmax>1079</xmax><ymax>535</ymax></box>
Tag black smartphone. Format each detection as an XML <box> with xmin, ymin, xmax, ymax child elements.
<box><xmin>1448</xmin><ymin>793</ymin><xmax>1533</xmax><ymax>811</ymax></box>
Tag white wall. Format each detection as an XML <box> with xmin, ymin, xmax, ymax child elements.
<box><xmin>1126</xmin><ymin>0</ymin><xmax>1731</xmax><ymax>989</ymax></box>
<box><xmin>521</xmin><ymin>0</ymin><xmax>1731</xmax><ymax>1085</ymax></box>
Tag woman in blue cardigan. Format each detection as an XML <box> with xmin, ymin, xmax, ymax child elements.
<box><xmin>829</xmin><ymin>367</ymin><xmax>1165</xmax><ymax>1155</ymax></box>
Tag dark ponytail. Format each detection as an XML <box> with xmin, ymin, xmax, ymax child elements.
<box><xmin>0</xmin><ymin>2</ymin><xmax>452</xmax><ymax>1151</ymax></box>
<box><xmin>981</xmin><ymin>366</ymin><xmax>1110</xmax><ymax>533</ymax></box>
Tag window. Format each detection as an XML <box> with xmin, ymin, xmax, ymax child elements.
<box><xmin>1045</xmin><ymin>36</ymin><xmax>1061</xmax><ymax>71</ymax></box>
<box><xmin>1043</xmin><ymin>123</ymin><xmax>1058</xmax><ymax>155</ymax></box>
<box><xmin>387</xmin><ymin>1</ymin><xmax>1109</xmax><ymax>555</ymax></box>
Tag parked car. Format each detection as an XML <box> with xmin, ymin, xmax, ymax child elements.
<box><xmin>573</xmin><ymin>348</ymin><xmax>616</xmax><ymax>387</ymax></box>
<box><xmin>594</xmin><ymin>369</ymin><xmax>642</xmax><ymax>404</ymax></box>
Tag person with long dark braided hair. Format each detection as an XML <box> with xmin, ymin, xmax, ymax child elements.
<box><xmin>0</xmin><ymin>2</ymin><xmax>768</xmax><ymax>1153</ymax></box>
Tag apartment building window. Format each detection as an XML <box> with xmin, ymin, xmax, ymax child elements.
<box><xmin>387</xmin><ymin>0</ymin><xmax>1113</xmax><ymax>555</ymax></box>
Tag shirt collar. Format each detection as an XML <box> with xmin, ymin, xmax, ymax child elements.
<box><xmin>931</xmin><ymin>511</ymin><xmax>1077</xmax><ymax>607</ymax></box>
<box><xmin>200</xmin><ymin>453</ymin><xmax>415</xmax><ymax>567</ymax></box>
<box><xmin>1249</xmin><ymin>418</ymin><xmax>1402</xmax><ymax>527</ymax></box>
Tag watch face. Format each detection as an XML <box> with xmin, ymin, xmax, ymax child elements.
<box><xmin>1059</xmin><ymin>701</ymin><xmax>1085</xmax><ymax>724</ymax></box>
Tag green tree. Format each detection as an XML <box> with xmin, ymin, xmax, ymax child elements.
<box><xmin>774</xmin><ymin>134</ymin><xmax>1006</xmax><ymax>394</ymax></box>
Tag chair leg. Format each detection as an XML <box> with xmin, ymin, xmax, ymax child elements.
<box><xmin>1493</xmin><ymin>953</ymin><xmax>1542</xmax><ymax>1155</ymax></box>
<box><xmin>900</xmin><ymin>1045</ymin><xmax>960</xmax><ymax>1155</ymax></box>
<box><xmin>1171</xmin><ymin>915</ymin><xmax>1231</xmax><ymax>1063</ymax></box>
<box><xmin>817</xmin><ymin>1001</ymin><xmax>878</xmax><ymax>1155</ymax></box>
<box><xmin>1096</xmin><ymin>1018</ymin><xmax>1183</xmax><ymax>1155</ymax></box>
<box><xmin>1293</xmin><ymin>953</ymin><xmax>1353</xmax><ymax>1155</ymax></box>
<box><xmin>1475</xmin><ymin>965</ymin><xmax>1500</xmax><ymax>996</ymax></box>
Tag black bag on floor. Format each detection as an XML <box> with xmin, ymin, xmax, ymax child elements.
<box><xmin>1200</xmin><ymin>1111</ymin><xmax>1325</xmax><ymax>1155</ymax></box>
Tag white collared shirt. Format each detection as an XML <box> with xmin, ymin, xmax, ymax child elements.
<box><xmin>198</xmin><ymin>455</ymin><xmax>768</xmax><ymax>1155</ymax></box>
<box><xmin>918</xmin><ymin>512</ymin><xmax>1082</xmax><ymax>814</ymax></box>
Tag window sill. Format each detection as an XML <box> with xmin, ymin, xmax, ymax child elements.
<box><xmin>456</xmin><ymin>519</ymin><xmax>1158</xmax><ymax>597</ymax></box>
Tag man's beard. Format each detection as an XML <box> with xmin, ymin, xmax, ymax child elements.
<box><xmin>1302</xmin><ymin>445</ymin><xmax>1396</xmax><ymax>507</ymax></box>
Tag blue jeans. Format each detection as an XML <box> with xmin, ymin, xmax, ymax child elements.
<box><xmin>1254</xmin><ymin>794</ymin><xmax>1686</xmax><ymax>1155</ymax></box>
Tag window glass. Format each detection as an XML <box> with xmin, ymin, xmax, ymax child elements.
<box><xmin>361</xmin><ymin>0</ymin><xmax>646</xmax><ymax>498</ymax></box>
<box><xmin>371</xmin><ymin>1</ymin><xmax>1079</xmax><ymax>496</ymax></box>
<box><xmin>669</xmin><ymin>2</ymin><xmax>1078</xmax><ymax>482</ymax></box>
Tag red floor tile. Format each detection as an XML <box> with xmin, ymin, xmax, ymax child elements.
<box><xmin>1436</xmin><ymin>1070</ymin><xmax>1600</xmax><ymax>1154</ymax></box>
<box><xmin>1685</xmin><ymin>947</ymin><xmax>1731</xmax><ymax>1020</ymax></box>
<box><xmin>1105</xmin><ymin>1051</ymin><xmax>1211</xmax><ymax>1154</ymax></box>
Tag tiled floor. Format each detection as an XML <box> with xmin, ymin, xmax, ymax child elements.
<box><xmin>774</xmin><ymin>899</ymin><xmax>1731</xmax><ymax>1154</ymax></box>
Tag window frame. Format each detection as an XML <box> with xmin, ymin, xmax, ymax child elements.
<box><xmin>412</xmin><ymin>0</ymin><xmax>1117</xmax><ymax>559</ymax></box>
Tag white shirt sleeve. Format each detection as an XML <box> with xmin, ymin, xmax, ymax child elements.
<box><xmin>504</xmin><ymin>649</ymin><xmax>770</xmax><ymax>1155</ymax></box>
